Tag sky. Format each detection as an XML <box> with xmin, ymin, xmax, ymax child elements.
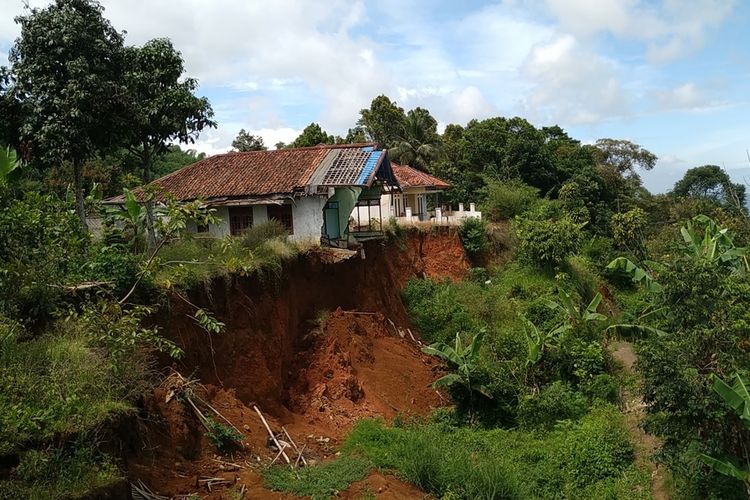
<box><xmin>1</xmin><ymin>0</ymin><xmax>749</xmax><ymax>194</ymax></box>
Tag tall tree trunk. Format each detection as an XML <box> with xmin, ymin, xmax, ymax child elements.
<box><xmin>73</xmin><ymin>159</ymin><xmax>89</xmax><ymax>232</ymax></box>
<box><xmin>143</xmin><ymin>143</ymin><xmax>157</xmax><ymax>252</ymax></box>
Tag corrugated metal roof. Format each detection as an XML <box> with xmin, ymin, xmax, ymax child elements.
<box><xmin>391</xmin><ymin>163</ymin><xmax>450</xmax><ymax>189</ymax></box>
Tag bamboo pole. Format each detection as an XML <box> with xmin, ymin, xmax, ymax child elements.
<box><xmin>253</xmin><ymin>405</ymin><xmax>291</xmax><ymax>464</ymax></box>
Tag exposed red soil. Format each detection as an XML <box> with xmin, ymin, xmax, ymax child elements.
<box><xmin>340</xmin><ymin>471</ymin><xmax>433</xmax><ymax>499</ymax></box>
<box><xmin>127</xmin><ymin>229</ymin><xmax>467</xmax><ymax>498</ymax></box>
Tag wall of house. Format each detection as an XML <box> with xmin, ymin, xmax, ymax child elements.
<box><xmin>291</xmin><ymin>196</ymin><xmax>326</xmax><ymax>243</ymax></box>
<box><xmin>187</xmin><ymin>198</ymin><xmax>326</xmax><ymax>243</ymax></box>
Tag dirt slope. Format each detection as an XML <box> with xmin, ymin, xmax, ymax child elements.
<box><xmin>127</xmin><ymin>229</ymin><xmax>468</xmax><ymax>498</ymax></box>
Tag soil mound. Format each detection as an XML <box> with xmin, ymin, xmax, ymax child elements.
<box><xmin>288</xmin><ymin>309</ymin><xmax>443</xmax><ymax>433</ymax></box>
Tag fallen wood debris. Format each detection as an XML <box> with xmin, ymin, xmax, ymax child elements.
<box><xmin>253</xmin><ymin>405</ymin><xmax>291</xmax><ymax>465</ymax></box>
<box><xmin>131</xmin><ymin>480</ymin><xmax>169</xmax><ymax>500</ymax></box>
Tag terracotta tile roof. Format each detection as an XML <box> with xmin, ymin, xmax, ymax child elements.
<box><xmin>391</xmin><ymin>163</ymin><xmax>450</xmax><ymax>189</ymax></box>
<box><xmin>106</xmin><ymin>143</ymin><xmax>380</xmax><ymax>203</ymax></box>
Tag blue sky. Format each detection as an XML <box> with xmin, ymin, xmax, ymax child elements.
<box><xmin>1</xmin><ymin>0</ymin><xmax>749</xmax><ymax>193</ymax></box>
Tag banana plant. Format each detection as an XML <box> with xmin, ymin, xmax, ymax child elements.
<box><xmin>0</xmin><ymin>146</ymin><xmax>21</xmax><ymax>187</ymax></box>
<box><xmin>521</xmin><ymin>315</ymin><xmax>569</xmax><ymax>366</ymax></box>
<box><xmin>607</xmin><ymin>257</ymin><xmax>662</xmax><ymax>292</ymax></box>
<box><xmin>681</xmin><ymin>215</ymin><xmax>748</xmax><ymax>273</ymax></box>
<box><xmin>422</xmin><ymin>330</ymin><xmax>491</xmax><ymax>422</ymax></box>
<box><xmin>544</xmin><ymin>289</ymin><xmax>607</xmax><ymax>326</ymax></box>
<box><xmin>699</xmin><ymin>373</ymin><xmax>750</xmax><ymax>489</ymax></box>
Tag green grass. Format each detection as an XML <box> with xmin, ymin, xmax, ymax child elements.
<box><xmin>343</xmin><ymin>404</ymin><xmax>649</xmax><ymax>500</ymax></box>
<box><xmin>0</xmin><ymin>440</ymin><xmax>122</xmax><ymax>500</ymax></box>
<box><xmin>153</xmin><ymin>229</ymin><xmax>301</xmax><ymax>291</ymax></box>
<box><xmin>0</xmin><ymin>324</ymin><xmax>133</xmax><ymax>455</ymax></box>
<box><xmin>263</xmin><ymin>455</ymin><xmax>372</xmax><ymax>499</ymax></box>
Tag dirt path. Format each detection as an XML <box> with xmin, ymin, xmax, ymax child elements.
<box><xmin>611</xmin><ymin>341</ymin><xmax>669</xmax><ymax>500</ymax></box>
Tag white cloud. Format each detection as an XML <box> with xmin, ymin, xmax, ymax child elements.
<box><xmin>653</xmin><ymin>83</ymin><xmax>707</xmax><ymax>110</ymax></box>
<box><xmin>544</xmin><ymin>0</ymin><xmax>736</xmax><ymax>62</ymax></box>
<box><xmin>522</xmin><ymin>34</ymin><xmax>629</xmax><ymax>124</ymax></box>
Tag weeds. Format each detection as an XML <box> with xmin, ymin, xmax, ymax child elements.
<box><xmin>1</xmin><ymin>438</ymin><xmax>121</xmax><ymax>500</ymax></box>
<box><xmin>263</xmin><ymin>455</ymin><xmax>371</xmax><ymax>499</ymax></box>
<box><xmin>205</xmin><ymin>417</ymin><xmax>243</xmax><ymax>453</ymax></box>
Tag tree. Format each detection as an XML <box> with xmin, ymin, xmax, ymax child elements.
<box><xmin>290</xmin><ymin>123</ymin><xmax>334</xmax><ymax>148</ymax></box>
<box><xmin>594</xmin><ymin>138</ymin><xmax>657</xmax><ymax>179</ymax></box>
<box><xmin>390</xmin><ymin>107</ymin><xmax>441</xmax><ymax>171</ymax></box>
<box><xmin>231</xmin><ymin>129</ymin><xmax>266</xmax><ymax>152</ymax></box>
<box><xmin>357</xmin><ymin>95</ymin><xmax>406</xmax><ymax>149</ymax></box>
<box><xmin>672</xmin><ymin>165</ymin><xmax>746</xmax><ymax>209</ymax></box>
<box><xmin>122</xmin><ymin>37</ymin><xmax>215</xmax><ymax>250</ymax></box>
<box><xmin>9</xmin><ymin>0</ymin><xmax>129</xmax><ymax>230</ymax></box>
<box><xmin>342</xmin><ymin>126</ymin><xmax>366</xmax><ymax>143</ymax></box>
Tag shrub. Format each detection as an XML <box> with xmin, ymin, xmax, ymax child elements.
<box><xmin>240</xmin><ymin>219</ymin><xmax>288</xmax><ymax>250</ymax></box>
<box><xmin>458</xmin><ymin>217</ymin><xmax>489</xmax><ymax>260</ymax></box>
<box><xmin>0</xmin><ymin>321</ymin><xmax>133</xmax><ymax>455</ymax></box>
<box><xmin>515</xmin><ymin>215</ymin><xmax>583</xmax><ymax>269</ymax></box>
<box><xmin>581</xmin><ymin>374</ymin><xmax>619</xmax><ymax>403</ymax></box>
<box><xmin>481</xmin><ymin>179</ymin><xmax>539</xmax><ymax>220</ymax></box>
<box><xmin>205</xmin><ymin>417</ymin><xmax>243</xmax><ymax>453</ymax></box>
<box><xmin>559</xmin><ymin>404</ymin><xmax>634</xmax><ymax>486</ymax></box>
<box><xmin>5</xmin><ymin>439</ymin><xmax>121</xmax><ymax>499</ymax></box>
<box><xmin>0</xmin><ymin>192</ymin><xmax>88</xmax><ymax>326</ymax></box>
<box><xmin>517</xmin><ymin>382</ymin><xmax>588</xmax><ymax>430</ymax></box>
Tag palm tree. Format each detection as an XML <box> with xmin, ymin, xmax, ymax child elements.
<box><xmin>390</xmin><ymin>108</ymin><xmax>441</xmax><ymax>171</ymax></box>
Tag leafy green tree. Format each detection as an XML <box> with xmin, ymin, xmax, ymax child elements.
<box><xmin>290</xmin><ymin>123</ymin><xmax>334</xmax><ymax>148</ymax></box>
<box><xmin>9</xmin><ymin>0</ymin><xmax>128</xmax><ymax>230</ymax></box>
<box><xmin>342</xmin><ymin>126</ymin><xmax>366</xmax><ymax>143</ymax></box>
<box><xmin>122</xmin><ymin>37</ymin><xmax>215</xmax><ymax>250</ymax></box>
<box><xmin>515</xmin><ymin>213</ymin><xmax>583</xmax><ymax>268</ymax></box>
<box><xmin>672</xmin><ymin>165</ymin><xmax>746</xmax><ymax>209</ymax></box>
<box><xmin>422</xmin><ymin>331</ymin><xmax>491</xmax><ymax>422</ymax></box>
<box><xmin>390</xmin><ymin>107</ymin><xmax>441</xmax><ymax>171</ymax></box>
<box><xmin>232</xmin><ymin>129</ymin><xmax>266</xmax><ymax>151</ymax></box>
<box><xmin>594</xmin><ymin>138</ymin><xmax>657</xmax><ymax>179</ymax></box>
<box><xmin>611</xmin><ymin>207</ymin><xmax>648</xmax><ymax>260</ymax></box>
<box><xmin>357</xmin><ymin>95</ymin><xmax>406</xmax><ymax>148</ymax></box>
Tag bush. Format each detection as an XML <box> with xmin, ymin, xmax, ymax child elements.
<box><xmin>240</xmin><ymin>219</ymin><xmax>288</xmax><ymax>250</ymax></box>
<box><xmin>4</xmin><ymin>439</ymin><xmax>121</xmax><ymax>499</ymax></box>
<box><xmin>517</xmin><ymin>382</ymin><xmax>588</xmax><ymax>430</ymax></box>
<box><xmin>581</xmin><ymin>374</ymin><xmax>619</xmax><ymax>403</ymax></box>
<box><xmin>401</xmin><ymin>279</ymin><xmax>479</xmax><ymax>344</ymax></box>
<box><xmin>515</xmin><ymin>215</ymin><xmax>583</xmax><ymax>269</ymax></box>
<box><xmin>481</xmin><ymin>179</ymin><xmax>539</xmax><ymax>220</ymax></box>
<box><xmin>559</xmin><ymin>404</ymin><xmax>634</xmax><ymax>486</ymax></box>
<box><xmin>0</xmin><ymin>192</ymin><xmax>88</xmax><ymax>326</ymax></box>
<box><xmin>458</xmin><ymin>217</ymin><xmax>489</xmax><ymax>260</ymax></box>
<box><xmin>205</xmin><ymin>417</ymin><xmax>243</xmax><ymax>452</ymax></box>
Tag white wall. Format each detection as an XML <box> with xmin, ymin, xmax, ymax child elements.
<box><xmin>291</xmin><ymin>196</ymin><xmax>326</xmax><ymax>242</ymax></box>
<box><xmin>187</xmin><ymin>198</ymin><xmax>327</xmax><ymax>243</ymax></box>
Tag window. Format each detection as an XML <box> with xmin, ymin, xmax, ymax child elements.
<box><xmin>229</xmin><ymin>207</ymin><xmax>253</xmax><ymax>236</ymax></box>
<box><xmin>196</xmin><ymin>222</ymin><xmax>209</xmax><ymax>233</ymax></box>
<box><xmin>267</xmin><ymin>204</ymin><xmax>294</xmax><ymax>234</ymax></box>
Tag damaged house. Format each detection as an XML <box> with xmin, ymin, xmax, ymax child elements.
<box><xmin>105</xmin><ymin>143</ymin><xmax>397</xmax><ymax>247</ymax></box>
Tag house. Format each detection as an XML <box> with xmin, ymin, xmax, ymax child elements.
<box><xmin>379</xmin><ymin>163</ymin><xmax>482</xmax><ymax>225</ymax></box>
<box><xmin>104</xmin><ymin>144</ymin><xmax>397</xmax><ymax>246</ymax></box>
